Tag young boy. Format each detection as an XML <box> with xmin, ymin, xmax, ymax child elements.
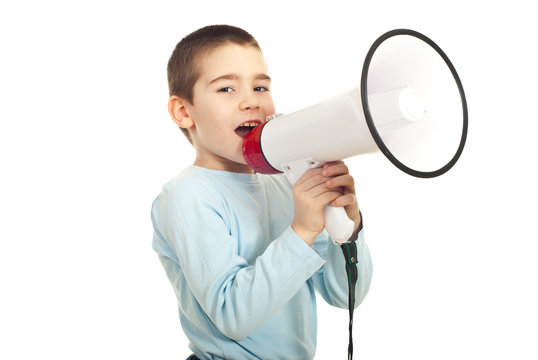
<box><xmin>151</xmin><ymin>25</ymin><xmax>373</xmax><ymax>360</ymax></box>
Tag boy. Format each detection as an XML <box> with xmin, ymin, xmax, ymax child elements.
<box><xmin>151</xmin><ymin>25</ymin><xmax>372</xmax><ymax>360</ymax></box>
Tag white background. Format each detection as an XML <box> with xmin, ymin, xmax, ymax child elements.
<box><xmin>1</xmin><ymin>0</ymin><xmax>537</xmax><ymax>359</ymax></box>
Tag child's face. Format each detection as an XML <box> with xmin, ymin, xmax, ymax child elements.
<box><xmin>186</xmin><ymin>43</ymin><xmax>275</xmax><ymax>173</ymax></box>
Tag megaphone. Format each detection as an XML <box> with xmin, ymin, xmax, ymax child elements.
<box><xmin>242</xmin><ymin>29</ymin><xmax>468</xmax><ymax>244</ymax></box>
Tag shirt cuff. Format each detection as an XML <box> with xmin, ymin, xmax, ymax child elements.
<box><xmin>285</xmin><ymin>226</ymin><xmax>326</xmax><ymax>266</ymax></box>
<box><xmin>347</xmin><ymin>210</ymin><xmax>363</xmax><ymax>243</ymax></box>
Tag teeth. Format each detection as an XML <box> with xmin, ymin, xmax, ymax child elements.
<box><xmin>239</xmin><ymin>122</ymin><xmax>259</xmax><ymax>127</ymax></box>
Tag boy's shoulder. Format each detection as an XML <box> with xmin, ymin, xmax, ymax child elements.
<box><xmin>153</xmin><ymin>167</ymin><xmax>228</xmax><ymax>218</ymax></box>
<box><xmin>162</xmin><ymin>166</ymin><xmax>221</xmax><ymax>197</ymax></box>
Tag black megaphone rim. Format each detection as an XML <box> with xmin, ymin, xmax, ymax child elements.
<box><xmin>360</xmin><ymin>28</ymin><xmax>468</xmax><ymax>178</ymax></box>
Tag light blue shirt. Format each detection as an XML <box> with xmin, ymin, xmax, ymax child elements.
<box><xmin>151</xmin><ymin>166</ymin><xmax>372</xmax><ymax>360</ymax></box>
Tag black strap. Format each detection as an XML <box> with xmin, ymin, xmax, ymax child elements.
<box><xmin>339</xmin><ymin>215</ymin><xmax>362</xmax><ymax>360</ymax></box>
<box><xmin>340</xmin><ymin>240</ymin><xmax>358</xmax><ymax>360</ymax></box>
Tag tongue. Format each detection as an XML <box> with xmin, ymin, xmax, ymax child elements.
<box><xmin>235</xmin><ymin>127</ymin><xmax>254</xmax><ymax>138</ymax></box>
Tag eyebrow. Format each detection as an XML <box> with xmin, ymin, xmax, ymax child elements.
<box><xmin>207</xmin><ymin>73</ymin><xmax>271</xmax><ymax>85</ymax></box>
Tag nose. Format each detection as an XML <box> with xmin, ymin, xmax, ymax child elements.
<box><xmin>239</xmin><ymin>92</ymin><xmax>260</xmax><ymax>111</ymax></box>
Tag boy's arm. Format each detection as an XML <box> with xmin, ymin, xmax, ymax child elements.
<box><xmin>293</xmin><ymin>161</ymin><xmax>372</xmax><ymax>307</ymax></box>
<box><xmin>152</xmin><ymin>178</ymin><xmax>325</xmax><ymax>341</ymax></box>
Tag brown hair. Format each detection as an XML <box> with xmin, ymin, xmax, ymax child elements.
<box><xmin>167</xmin><ymin>25</ymin><xmax>261</xmax><ymax>142</ymax></box>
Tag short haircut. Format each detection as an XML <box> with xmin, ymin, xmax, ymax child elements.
<box><xmin>167</xmin><ymin>25</ymin><xmax>261</xmax><ymax>142</ymax></box>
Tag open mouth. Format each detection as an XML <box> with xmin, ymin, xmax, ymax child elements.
<box><xmin>235</xmin><ymin>121</ymin><xmax>261</xmax><ymax>139</ymax></box>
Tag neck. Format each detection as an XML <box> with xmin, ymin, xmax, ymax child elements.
<box><xmin>193</xmin><ymin>155</ymin><xmax>254</xmax><ymax>174</ymax></box>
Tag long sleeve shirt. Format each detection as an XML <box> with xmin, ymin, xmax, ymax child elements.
<box><xmin>151</xmin><ymin>166</ymin><xmax>373</xmax><ymax>360</ymax></box>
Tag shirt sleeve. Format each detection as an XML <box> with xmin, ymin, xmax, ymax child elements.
<box><xmin>151</xmin><ymin>176</ymin><xmax>326</xmax><ymax>340</ymax></box>
<box><xmin>310</xmin><ymin>228</ymin><xmax>373</xmax><ymax>309</ymax></box>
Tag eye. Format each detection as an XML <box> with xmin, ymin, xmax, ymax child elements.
<box><xmin>218</xmin><ymin>87</ymin><xmax>234</xmax><ymax>93</ymax></box>
<box><xmin>254</xmin><ymin>86</ymin><xmax>269</xmax><ymax>92</ymax></box>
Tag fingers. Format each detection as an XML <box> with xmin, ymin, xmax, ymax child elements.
<box><xmin>325</xmin><ymin>173</ymin><xmax>355</xmax><ymax>193</ymax></box>
<box><xmin>294</xmin><ymin>168</ymin><xmax>328</xmax><ymax>192</ymax></box>
<box><xmin>321</xmin><ymin>161</ymin><xmax>348</xmax><ymax>178</ymax></box>
<box><xmin>322</xmin><ymin>161</ymin><xmax>358</xmax><ymax>208</ymax></box>
<box><xmin>293</xmin><ymin>167</ymin><xmax>343</xmax><ymax>205</ymax></box>
<box><xmin>294</xmin><ymin>167</ymin><xmax>322</xmax><ymax>183</ymax></box>
<box><xmin>330</xmin><ymin>193</ymin><xmax>356</xmax><ymax>207</ymax></box>
<box><xmin>295</xmin><ymin>161</ymin><xmax>348</xmax><ymax>189</ymax></box>
<box><xmin>326</xmin><ymin>175</ymin><xmax>357</xmax><ymax>209</ymax></box>
<box><xmin>318</xmin><ymin>189</ymin><xmax>344</xmax><ymax>206</ymax></box>
<box><xmin>294</xmin><ymin>161</ymin><xmax>355</xmax><ymax>208</ymax></box>
<box><xmin>295</xmin><ymin>181</ymin><xmax>341</xmax><ymax>204</ymax></box>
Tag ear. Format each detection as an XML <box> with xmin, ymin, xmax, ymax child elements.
<box><xmin>168</xmin><ymin>95</ymin><xmax>194</xmax><ymax>129</ymax></box>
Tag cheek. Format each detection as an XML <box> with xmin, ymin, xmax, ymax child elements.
<box><xmin>198</xmin><ymin>107</ymin><xmax>232</xmax><ymax>137</ymax></box>
<box><xmin>262</xmin><ymin>97</ymin><xmax>276</xmax><ymax>116</ymax></box>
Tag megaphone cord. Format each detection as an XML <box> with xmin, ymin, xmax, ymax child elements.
<box><xmin>339</xmin><ymin>214</ymin><xmax>362</xmax><ymax>360</ymax></box>
<box><xmin>340</xmin><ymin>240</ymin><xmax>359</xmax><ymax>360</ymax></box>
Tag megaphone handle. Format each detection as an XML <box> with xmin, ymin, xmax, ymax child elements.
<box><xmin>281</xmin><ymin>158</ymin><xmax>355</xmax><ymax>244</ymax></box>
<box><xmin>324</xmin><ymin>205</ymin><xmax>355</xmax><ymax>244</ymax></box>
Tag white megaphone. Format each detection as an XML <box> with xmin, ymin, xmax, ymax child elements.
<box><xmin>242</xmin><ymin>29</ymin><xmax>468</xmax><ymax>244</ymax></box>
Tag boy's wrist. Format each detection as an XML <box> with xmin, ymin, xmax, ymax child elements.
<box><xmin>291</xmin><ymin>224</ymin><xmax>319</xmax><ymax>247</ymax></box>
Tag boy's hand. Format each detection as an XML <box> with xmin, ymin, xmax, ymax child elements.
<box><xmin>322</xmin><ymin>161</ymin><xmax>362</xmax><ymax>230</ymax></box>
<box><xmin>291</xmin><ymin>161</ymin><xmax>361</xmax><ymax>246</ymax></box>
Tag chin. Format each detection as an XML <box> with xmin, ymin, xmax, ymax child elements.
<box><xmin>235</xmin><ymin>157</ymin><xmax>248</xmax><ymax>165</ymax></box>
<box><xmin>234</xmin><ymin>159</ymin><xmax>251</xmax><ymax>169</ymax></box>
